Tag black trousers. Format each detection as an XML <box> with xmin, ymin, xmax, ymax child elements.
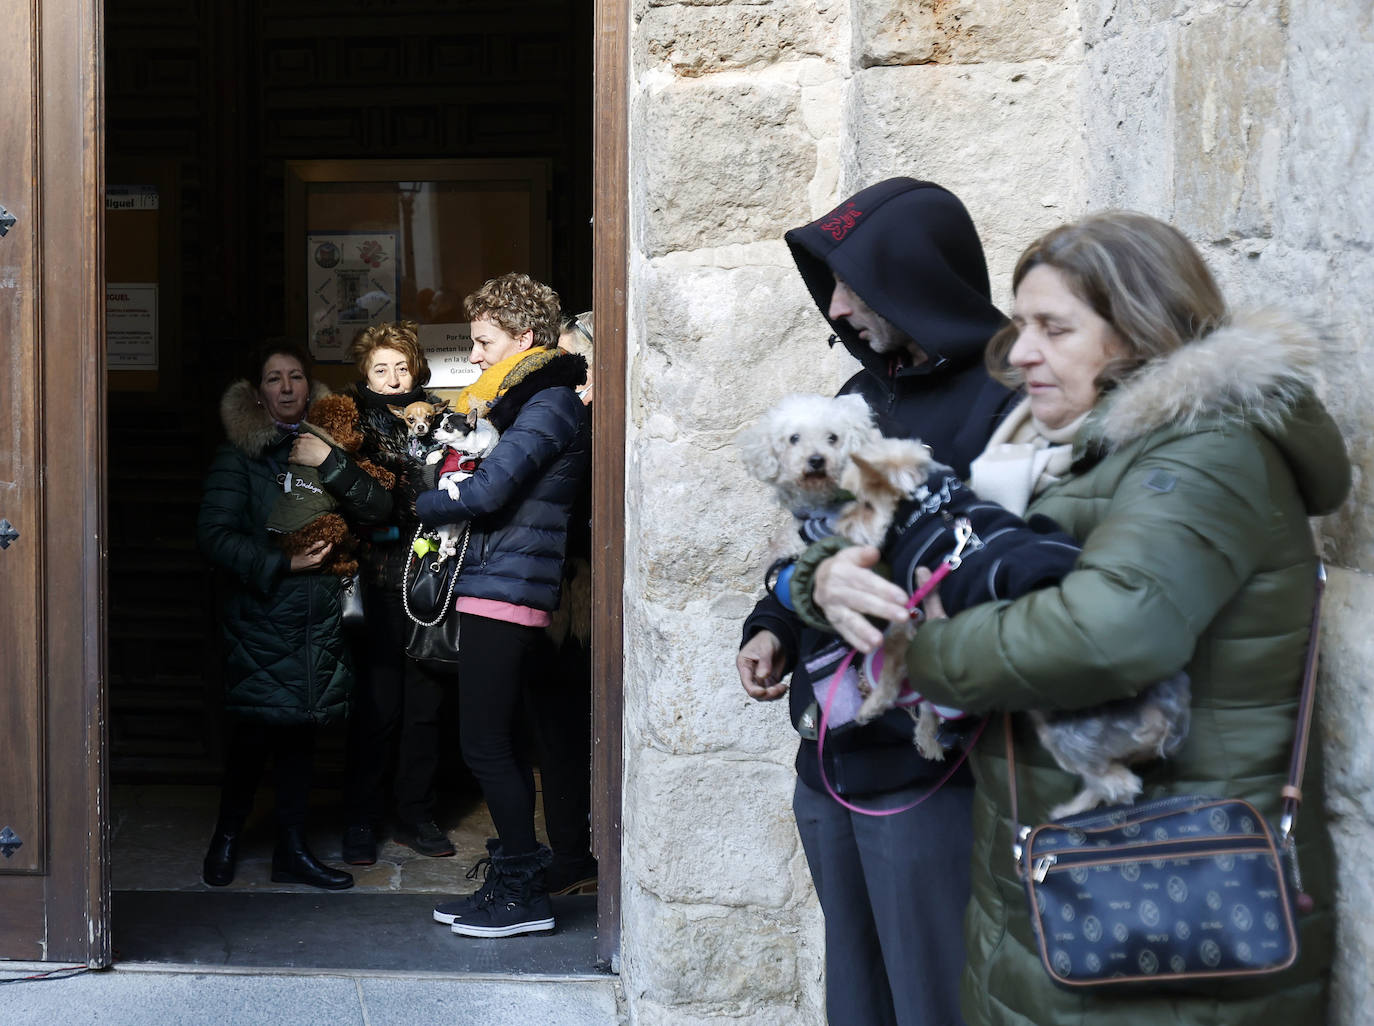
<box><xmin>523</xmin><ymin>635</ymin><xmax>593</xmax><ymax>861</ymax></box>
<box><xmin>456</xmin><ymin>613</ymin><xmax>541</xmax><ymax>856</ymax></box>
<box><xmin>344</xmin><ymin>583</ymin><xmax>448</xmax><ymax>827</ymax></box>
<box><xmin>793</xmin><ymin>775</ymin><xmax>973</xmax><ymax>1026</ymax></box>
<box><xmin>215</xmin><ymin>720</ymin><xmax>317</xmax><ymax>830</ymax></box>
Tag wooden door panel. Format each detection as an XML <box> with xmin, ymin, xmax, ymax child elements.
<box><xmin>0</xmin><ymin>0</ymin><xmax>107</xmax><ymax>965</ymax></box>
<box><xmin>0</xmin><ymin>0</ymin><xmax>45</xmax><ymax>879</ymax></box>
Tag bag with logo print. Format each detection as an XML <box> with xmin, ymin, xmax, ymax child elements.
<box><xmin>1007</xmin><ymin>564</ymin><xmax>1325</xmax><ymax>990</ymax></box>
<box><xmin>1016</xmin><ymin>792</ymin><xmax>1299</xmax><ymax>987</ymax></box>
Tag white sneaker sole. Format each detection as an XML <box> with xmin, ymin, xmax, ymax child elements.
<box><xmin>433</xmin><ymin>908</ymin><xmax>464</xmax><ymax>925</ymax></box>
<box><xmin>449</xmin><ymin>917</ymin><xmax>554</xmax><ymax>938</ymax></box>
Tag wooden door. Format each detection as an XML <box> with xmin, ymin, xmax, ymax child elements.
<box><xmin>0</xmin><ymin>0</ymin><xmax>108</xmax><ymax>965</ymax></box>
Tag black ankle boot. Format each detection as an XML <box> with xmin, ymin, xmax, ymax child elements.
<box><xmin>448</xmin><ymin>844</ymin><xmax>554</xmax><ymax>938</ymax></box>
<box><xmin>202</xmin><ymin>830</ymin><xmax>240</xmax><ymax>887</ymax></box>
<box><xmin>271</xmin><ymin>826</ymin><xmax>354</xmax><ymax>890</ymax></box>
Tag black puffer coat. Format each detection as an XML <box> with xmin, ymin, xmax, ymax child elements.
<box><xmin>415</xmin><ymin>350</ymin><xmax>589</xmax><ymax>612</ymax></box>
<box><xmin>197</xmin><ymin>380</ymin><xmax>392</xmax><ymax>724</ymax></box>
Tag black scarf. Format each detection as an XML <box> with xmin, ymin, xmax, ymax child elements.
<box><xmin>355</xmin><ymin>382</ymin><xmax>428</xmax><ymax>412</ymax></box>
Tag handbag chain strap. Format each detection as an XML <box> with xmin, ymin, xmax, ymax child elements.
<box><xmin>401</xmin><ymin>524</ymin><xmax>470</xmax><ymax>628</ymax></box>
<box><xmin>1006</xmin><ymin>560</ymin><xmax>1326</xmax><ymax>868</ymax></box>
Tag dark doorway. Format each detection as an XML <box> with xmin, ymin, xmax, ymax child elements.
<box><xmin>104</xmin><ymin>0</ymin><xmax>602</xmax><ymax>972</ymax></box>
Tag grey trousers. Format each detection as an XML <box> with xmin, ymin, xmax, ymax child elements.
<box><xmin>793</xmin><ymin>775</ymin><xmax>974</xmax><ymax>1026</ymax></box>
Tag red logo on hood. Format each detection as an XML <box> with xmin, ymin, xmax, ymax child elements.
<box><xmin>818</xmin><ymin>202</ymin><xmax>864</xmax><ymax>241</ymax></box>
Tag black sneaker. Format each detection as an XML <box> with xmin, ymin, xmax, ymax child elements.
<box><xmin>449</xmin><ymin>891</ymin><xmax>554</xmax><ymax>938</ymax></box>
<box><xmin>341</xmin><ymin>823</ymin><xmax>377</xmax><ymax>866</ymax></box>
<box><xmin>433</xmin><ymin>855</ymin><xmax>497</xmax><ymax>924</ymax></box>
<box><xmin>449</xmin><ymin>846</ymin><xmax>555</xmax><ymax>938</ymax></box>
<box><xmin>394</xmin><ymin>819</ymin><xmax>456</xmax><ymax>858</ymax></box>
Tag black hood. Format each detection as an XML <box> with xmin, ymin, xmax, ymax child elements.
<box><xmin>785</xmin><ymin>178</ymin><xmax>1007</xmax><ymax>377</ymax></box>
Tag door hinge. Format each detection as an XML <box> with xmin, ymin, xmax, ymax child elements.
<box><xmin>0</xmin><ymin>519</ymin><xmax>17</xmax><ymax>549</ymax></box>
<box><xmin>0</xmin><ymin>205</ymin><xmax>15</xmax><ymax>237</ymax></box>
<box><xmin>0</xmin><ymin>826</ymin><xmax>22</xmax><ymax>858</ymax></box>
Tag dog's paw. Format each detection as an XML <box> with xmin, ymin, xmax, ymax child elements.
<box><xmin>913</xmin><ymin>706</ymin><xmax>946</xmax><ymax>761</ymax></box>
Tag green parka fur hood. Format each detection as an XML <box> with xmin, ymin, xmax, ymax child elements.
<box><xmin>861</xmin><ymin>311</ymin><xmax>1346</xmax><ymax>1025</ymax></box>
<box><xmin>198</xmin><ymin>379</ymin><xmax>388</xmax><ymax>726</ymax></box>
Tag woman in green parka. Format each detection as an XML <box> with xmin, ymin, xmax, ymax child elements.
<box><xmin>197</xmin><ymin>340</ymin><xmax>392</xmax><ymax>891</ymax></box>
<box><xmin>795</xmin><ymin>212</ymin><xmax>1350</xmax><ymax>1025</ymax></box>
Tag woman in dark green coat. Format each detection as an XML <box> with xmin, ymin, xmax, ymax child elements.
<box><xmin>197</xmin><ymin>341</ymin><xmax>392</xmax><ymax>891</ymax></box>
<box><xmin>797</xmin><ymin>212</ymin><xmax>1350</xmax><ymax>1025</ymax></box>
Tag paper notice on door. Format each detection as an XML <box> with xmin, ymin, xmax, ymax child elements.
<box><xmin>106</xmin><ymin>282</ymin><xmax>159</xmax><ymax>370</ymax></box>
<box><xmin>306</xmin><ymin>232</ymin><xmax>398</xmax><ymax>362</ymax></box>
<box><xmin>419</xmin><ymin>323</ymin><xmax>480</xmax><ymax>389</ymax></box>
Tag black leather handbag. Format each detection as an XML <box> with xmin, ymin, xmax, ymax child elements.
<box><xmin>402</xmin><ymin>525</ymin><xmax>469</xmax><ymax>675</ymax></box>
<box><xmin>1009</xmin><ymin>563</ymin><xmax>1324</xmax><ymax>989</ymax></box>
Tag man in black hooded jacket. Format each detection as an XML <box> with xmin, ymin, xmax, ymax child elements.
<box><xmin>738</xmin><ymin>179</ymin><xmax>1016</xmax><ymax>1026</ymax></box>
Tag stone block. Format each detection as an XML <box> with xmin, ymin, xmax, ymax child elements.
<box><xmin>636</xmin><ymin>79</ymin><xmax>817</xmax><ymax>257</ymax></box>
<box><xmin>621</xmin><ymin>888</ymin><xmax>802</xmax><ymax>1006</ymax></box>
<box><xmin>635</xmin><ymin>257</ymin><xmax>859</xmax><ymax>423</ymax></box>
<box><xmin>847</xmin><ymin>62</ymin><xmax>1084</xmax><ymax>298</ymax></box>
<box><xmin>620</xmin><ymin>595</ymin><xmax>800</xmax><ymax>757</ymax></box>
<box><xmin>856</xmin><ymin>0</ymin><xmax>1078</xmax><ymax>66</ymax></box>
<box><xmin>1079</xmin><ymin>25</ymin><xmax>1175</xmax><ymax>216</ymax></box>
<box><xmin>623</xmin><ymin>995</ymin><xmax>815</xmax><ymax>1026</ymax></box>
<box><xmin>1171</xmin><ymin>3</ymin><xmax>1284</xmax><ymax>242</ymax></box>
<box><xmin>1281</xmin><ymin>0</ymin><xmax>1374</xmax><ymax>251</ymax></box>
<box><xmin>637</xmin><ymin>1</ymin><xmax>832</xmax><ymax>76</ymax></box>
<box><xmin>626</xmin><ymin>431</ymin><xmax>798</xmax><ymax>611</ymax></box>
<box><xmin>1315</xmin><ymin>568</ymin><xmax>1374</xmax><ymax>807</ymax></box>
<box><xmin>1320</xmin><ymin>567</ymin><xmax>1374</xmax><ymax>1026</ymax></box>
<box><xmin>622</xmin><ymin>748</ymin><xmax>802</xmax><ymax>906</ymax></box>
<box><xmin>1080</xmin><ymin>0</ymin><xmax>1198</xmax><ymax>46</ymax></box>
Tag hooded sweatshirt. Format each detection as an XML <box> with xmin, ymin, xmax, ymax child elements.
<box><xmin>786</xmin><ymin>177</ymin><xmax>1015</xmax><ymax>476</ymax></box>
<box><xmin>744</xmin><ymin>178</ymin><xmax>1017</xmax><ymax>795</ymax></box>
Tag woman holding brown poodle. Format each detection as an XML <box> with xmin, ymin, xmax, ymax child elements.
<box><xmin>197</xmin><ymin>340</ymin><xmax>391</xmax><ymax>890</ymax></box>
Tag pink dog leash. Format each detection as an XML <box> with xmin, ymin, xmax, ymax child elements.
<box><xmin>816</xmin><ymin>518</ymin><xmax>986</xmax><ymax>816</ymax></box>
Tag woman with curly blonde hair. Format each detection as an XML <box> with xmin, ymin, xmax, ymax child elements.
<box><xmin>418</xmin><ymin>272</ymin><xmax>591</xmax><ymax>938</ymax></box>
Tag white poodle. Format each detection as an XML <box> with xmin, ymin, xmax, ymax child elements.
<box><xmin>737</xmin><ymin>393</ymin><xmax>882</xmax><ymax>558</ymax></box>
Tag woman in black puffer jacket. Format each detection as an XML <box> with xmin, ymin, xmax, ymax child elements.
<box><xmin>416</xmin><ymin>273</ymin><xmax>589</xmax><ymax>940</ymax></box>
<box><xmin>198</xmin><ymin>340</ymin><xmax>391</xmax><ymax>891</ymax></box>
<box><xmin>337</xmin><ymin>322</ymin><xmax>460</xmax><ymax>866</ymax></box>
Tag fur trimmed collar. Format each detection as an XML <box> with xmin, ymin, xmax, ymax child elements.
<box><xmin>1093</xmin><ymin>310</ymin><xmax>1323</xmax><ymax>450</ymax></box>
<box><xmin>220</xmin><ymin>379</ymin><xmax>333</xmax><ymax>456</ymax></box>
<box><xmin>484</xmin><ymin>348</ymin><xmax>588</xmax><ymax>433</ymax></box>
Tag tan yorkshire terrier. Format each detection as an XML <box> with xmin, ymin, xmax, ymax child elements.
<box><xmin>832</xmin><ymin>436</ymin><xmax>1191</xmax><ymax>820</ymax></box>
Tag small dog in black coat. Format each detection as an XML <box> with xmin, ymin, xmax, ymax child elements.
<box><xmin>833</xmin><ymin>436</ymin><xmax>1191</xmax><ymax>820</ymax></box>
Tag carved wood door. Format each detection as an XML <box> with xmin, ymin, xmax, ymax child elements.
<box><xmin>0</xmin><ymin>0</ymin><xmax>109</xmax><ymax>965</ymax></box>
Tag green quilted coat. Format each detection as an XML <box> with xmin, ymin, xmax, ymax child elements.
<box><xmin>900</xmin><ymin>312</ymin><xmax>1350</xmax><ymax>1025</ymax></box>
<box><xmin>197</xmin><ymin>380</ymin><xmax>391</xmax><ymax>725</ymax></box>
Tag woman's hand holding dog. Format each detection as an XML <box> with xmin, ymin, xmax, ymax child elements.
<box><xmin>290</xmin><ymin>433</ymin><xmax>332</xmax><ymax>467</ymax></box>
<box><xmin>814</xmin><ymin>546</ymin><xmax>910</xmax><ymax>653</ymax></box>
<box><xmin>738</xmin><ymin>630</ymin><xmax>789</xmax><ymax>702</ymax></box>
<box><xmin>288</xmin><ymin>539</ymin><xmax>333</xmax><ymax>572</ymax></box>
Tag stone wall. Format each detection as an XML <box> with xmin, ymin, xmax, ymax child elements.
<box><xmin>619</xmin><ymin>0</ymin><xmax>1373</xmax><ymax>1022</ymax></box>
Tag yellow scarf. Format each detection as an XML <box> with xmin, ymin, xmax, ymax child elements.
<box><xmin>455</xmin><ymin>346</ymin><xmax>557</xmax><ymax>415</ymax></box>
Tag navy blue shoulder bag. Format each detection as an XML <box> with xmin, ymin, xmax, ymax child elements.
<box><xmin>1008</xmin><ymin>563</ymin><xmax>1324</xmax><ymax>989</ymax></box>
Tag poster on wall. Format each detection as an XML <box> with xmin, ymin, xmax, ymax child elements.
<box><xmin>418</xmin><ymin>323</ymin><xmax>480</xmax><ymax>389</ymax></box>
<box><xmin>106</xmin><ymin>283</ymin><xmax>159</xmax><ymax>370</ymax></box>
<box><xmin>306</xmin><ymin>232</ymin><xmax>399</xmax><ymax>362</ymax></box>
